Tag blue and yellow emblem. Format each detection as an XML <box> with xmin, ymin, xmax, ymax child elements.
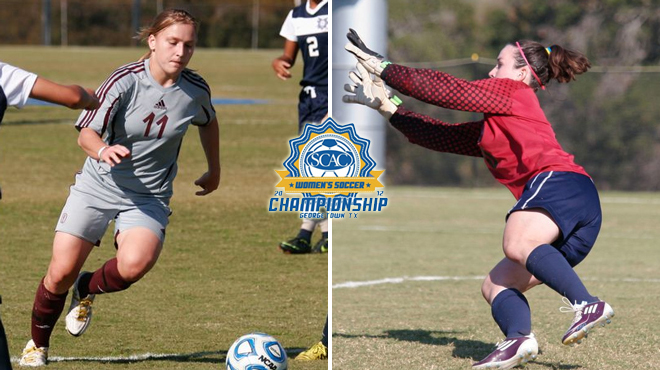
<box><xmin>270</xmin><ymin>118</ymin><xmax>388</xmax><ymax>217</ymax></box>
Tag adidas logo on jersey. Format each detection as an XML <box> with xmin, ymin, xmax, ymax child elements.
<box><xmin>154</xmin><ymin>99</ymin><xmax>166</xmax><ymax>110</ymax></box>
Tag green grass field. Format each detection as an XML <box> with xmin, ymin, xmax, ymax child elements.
<box><xmin>332</xmin><ymin>187</ymin><xmax>660</xmax><ymax>369</ymax></box>
<box><xmin>0</xmin><ymin>47</ymin><xmax>328</xmax><ymax>369</ymax></box>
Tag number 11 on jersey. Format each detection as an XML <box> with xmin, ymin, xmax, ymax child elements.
<box><xmin>143</xmin><ymin>112</ymin><xmax>169</xmax><ymax>139</ymax></box>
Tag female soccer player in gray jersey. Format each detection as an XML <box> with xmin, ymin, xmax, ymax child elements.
<box><xmin>19</xmin><ymin>9</ymin><xmax>220</xmax><ymax>367</ymax></box>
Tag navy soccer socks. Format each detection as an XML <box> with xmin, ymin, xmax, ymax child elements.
<box><xmin>491</xmin><ymin>288</ymin><xmax>531</xmax><ymax>338</ymax></box>
<box><xmin>322</xmin><ymin>316</ymin><xmax>328</xmax><ymax>347</ymax></box>
<box><xmin>526</xmin><ymin>244</ymin><xmax>597</xmax><ymax>304</ymax></box>
<box><xmin>297</xmin><ymin>229</ymin><xmax>313</xmax><ymax>244</ymax></box>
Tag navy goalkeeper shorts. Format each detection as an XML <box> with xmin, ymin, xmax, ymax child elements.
<box><xmin>508</xmin><ymin>171</ymin><xmax>602</xmax><ymax>267</ymax></box>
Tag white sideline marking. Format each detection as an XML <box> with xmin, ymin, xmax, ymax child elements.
<box><xmin>12</xmin><ymin>351</ymin><xmax>223</xmax><ymax>364</ymax></box>
<box><xmin>589</xmin><ymin>277</ymin><xmax>660</xmax><ymax>283</ymax></box>
<box><xmin>600</xmin><ymin>197</ymin><xmax>660</xmax><ymax>205</ymax></box>
<box><xmin>333</xmin><ymin>276</ymin><xmax>660</xmax><ymax>289</ymax></box>
<box><xmin>332</xmin><ymin>276</ymin><xmax>485</xmax><ymax>289</ymax></box>
<box><xmin>395</xmin><ymin>190</ymin><xmax>660</xmax><ymax>205</ymax></box>
<box><xmin>12</xmin><ymin>348</ymin><xmax>308</xmax><ymax>364</ymax></box>
<box><xmin>346</xmin><ymin>225</ymin><xmax>655</xmax><ymax>240</ymax></box>
<box><xmin>356</xmin><ymin>225</ymin><xmax>499</xmax><ymax>234</ymax></box>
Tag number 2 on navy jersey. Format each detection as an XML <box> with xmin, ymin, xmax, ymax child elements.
<box><xmin>306</xmin><ymin>36</ymin><xmax>319</xmax><ymax>57</ymax></box>
<box><xmin>143</xmin><ymin>112</ymin><xmax>168</xmax><ymax>139</ymax></box>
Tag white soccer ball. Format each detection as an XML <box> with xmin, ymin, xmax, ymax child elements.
<box><xmin>226</xmin><ymin>332</ymin><xmax>288</xmax><ymax>370</ymax></box>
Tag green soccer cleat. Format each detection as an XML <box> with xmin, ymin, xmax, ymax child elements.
<box><xmin>312</xmin><ymin>237</ymin><xmax>328</xmax><ymax>253</ymax></box>
<box><xmin>279</xmin><ymin>237</ymin><xmax>311</xmax><ymax>254</ymax></box>
<box><xmin>295</xmin><ymin>341</ymin><xmax>328</xmax><ymax>361</ymax></box>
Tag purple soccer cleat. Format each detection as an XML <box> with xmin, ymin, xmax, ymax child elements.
<box><xmin>473</xmin><ymin>334</ymin><xmax>538</xmax><ymax>369</ymax></box>
<box><xmin>560</xmin><ymin>297</ymin><xmax>614</xmax><ymax>345</ymax></box>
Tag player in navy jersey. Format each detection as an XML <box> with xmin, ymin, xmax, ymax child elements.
<box><xmin>272</xmin><ymin>0</ymin><xmax>329</xmax><ymax>255</ymax></box>
<box><xmin>0</xmin><ymin>61</ymin><xmax>98</xmax><ymax>370</ymax></box>
<box><xmin>272</xmin><ymin>0</ymin><xmax>328</xmax><ymax>131</ymax></box>
<box><xmin>19</xmin><ymin>9</ymin><xmax>220</xmax><ymax>367</ymax></box>
<box><xmin>343</xmin><ymin>30</ymin><xmax>614</xmax><ymax>369</ymax></box>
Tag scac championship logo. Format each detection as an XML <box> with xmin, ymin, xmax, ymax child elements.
<box><xmin>301</xmin><ymin>136</ymin><xmax>359</xmax><ymax>178</ymax></box>
<box><xmin>270</xmin><ymin>117</ymin><xmax>388</xmax><ymax>219</ymax></box>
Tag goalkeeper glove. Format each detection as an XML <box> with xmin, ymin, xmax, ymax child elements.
<box><xmin>344</xmin><ymin>28</ymin><xmax>391</xmax><ymax>77</ymax></box>
<box><xmin>342</xmin><ymin>63</ymin><xmax>401</xmax><ymax>119</ymax></box>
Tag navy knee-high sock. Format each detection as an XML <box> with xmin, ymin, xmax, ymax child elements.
<box><xmin>0</xmin><ymin>296</ymin><xmax>12</xmax><ymax>370</ymax></box>
<box><xmin>297</xmin><ymin>229</ymin><xmax>313</xmax><ymax>243</ymax></box>
<box><xmin>526</xmin><ymin>244</ymin><xmax>597</xmax><ymax>304</ymax></box>
<box><xmin>321</xmin><ymin>316</ymin><xmax>328</xmax><ymax>347</ymax></box>
<box><xmin>491</xmin><ymin>289</ymin><xmax>531</xmax><ymax>338</ymax></box>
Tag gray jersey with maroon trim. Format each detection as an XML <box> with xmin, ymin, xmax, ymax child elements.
<box><xmin>75</xmin><ymin>59</ymin><xmax>215</xmax><ymax>198</ymax></box>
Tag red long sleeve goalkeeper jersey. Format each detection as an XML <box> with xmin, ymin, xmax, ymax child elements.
<box><xmin>380</xmin><ymin>64</ymin><xmax>589</xmax><ymax>200</ymax></box>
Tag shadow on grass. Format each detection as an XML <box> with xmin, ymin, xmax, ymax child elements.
<box><xmin>335</xmin><ymin>330</ymin><xmax>581</xmax><ymax>369</ymax></box>
<box><xmin>335</xmin><ymin>329</ymin><xmax>489</xmax><ymax>360</ymax></box>
<box><xmin>45</xmin><ymin>347</ymin><xmax>307</xmax><ymax>365</ymax></box>
<box><xmin>532</xmin><ymin>360</ymin><xmax>582</xmax><ymax>370</ymax></box>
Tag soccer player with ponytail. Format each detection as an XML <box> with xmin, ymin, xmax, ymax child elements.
<box><xmin>344</xmin><ymin>31</ymin><xmax>614</xmax><ymax>370</ymax></box>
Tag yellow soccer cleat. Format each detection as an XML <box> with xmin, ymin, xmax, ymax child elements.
<box><xmin>295</xmin><ymin>341</ymin><xmax>328</xmax><ymax>361</ymax></box>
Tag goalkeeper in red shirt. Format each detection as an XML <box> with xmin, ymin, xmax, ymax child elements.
<box><xmin>343</xmin><ymin>29</ymin><xmax>614</xmax><ymax>370</ymax></box>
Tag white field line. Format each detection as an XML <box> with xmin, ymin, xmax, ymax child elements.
<box><xmin>392</xmin><ymin>190</ymin><xmax>660</xmax><ymax>205</ymax></box>
<box><xmin>355</xmin><ymin>225</ymin><xmax>499</xmax><ymax>234</ymax></box>
<box><xmin>600</xmin><ymin>196</ymin><xmax>660</xmax><ymax>205</ymax></box>
<box><xmin>12</xmin><ymin>348</ymin><xmax>308</xmax><ymax>364</ymax></box>
<box><xmin>333</xmin><ymin>275</ymin><xmax>660</xmax><ymax>289</ymax></box>
<box><xmin>345</xmin><ymin>224</ymin><xmax>655</xmax><ymax>240</ymax></box>
<box><xmin>333</xmin><ymin>276</ymin><xmax>485</xmax><ymax>289</ymax></box>
<box><xmin>11</xmin><ymin>351</ymin><xmax>224</xmax><ymax>364</ymax></box>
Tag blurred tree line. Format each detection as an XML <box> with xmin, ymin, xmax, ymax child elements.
<box><xmin>386</xmin><ymin>0</ymin><xmax>660</xmax><ymax>191</ymax></box>
<box><xmin>0</xmin><ymin>0</ymin><xmax>294</xmax><ymax>48</ymax></box>
<box><xmin>3</xmin><ymin>0</ymin><xmax>660</xmax><ymax>191</ymax></box>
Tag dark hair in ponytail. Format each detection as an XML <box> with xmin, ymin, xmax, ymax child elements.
<box><xmin>513</xmin><ymin>40</ymin><xmax>591</xmax><ymax>89</ymax></box>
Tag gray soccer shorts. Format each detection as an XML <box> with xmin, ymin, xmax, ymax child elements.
<box><xmin>55</xmin><ymin>173</ymin><xmax>171</xmax><ymax>246</ymax></box>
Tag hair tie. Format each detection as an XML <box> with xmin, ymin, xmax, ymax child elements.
<box><xmin>546</xmin><ymin>47</ymin><xmax>552</xmax><ymax>55</ymax></box>
<box><xmin>515</xmin><ymin>41</ymin><xmax>545</xmax><ymax>90</ymax></box>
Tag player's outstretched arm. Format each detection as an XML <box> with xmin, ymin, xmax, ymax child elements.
<box><xmin>344</xmin><ymin>28</ymin><xmax>390</xmax><ymax>77</ymax></box>
<box><xmin>342</xmin><ymin>63</ymin><xmax>400</xmax><ymax>119</ymax></box>
<box><xmin>30</xmin><ymin>77</ymin><xmax>100</xmax><ymax>110</ymax></box>
<box><xmin>195</xmin><ymin>117</ymin><xmax>221</xmax><ymax>196</ymax></box>
<box><xmin>272</xmin><ymin>40</ymin><xmax>299</xmax><ymax>81</ymax></box>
